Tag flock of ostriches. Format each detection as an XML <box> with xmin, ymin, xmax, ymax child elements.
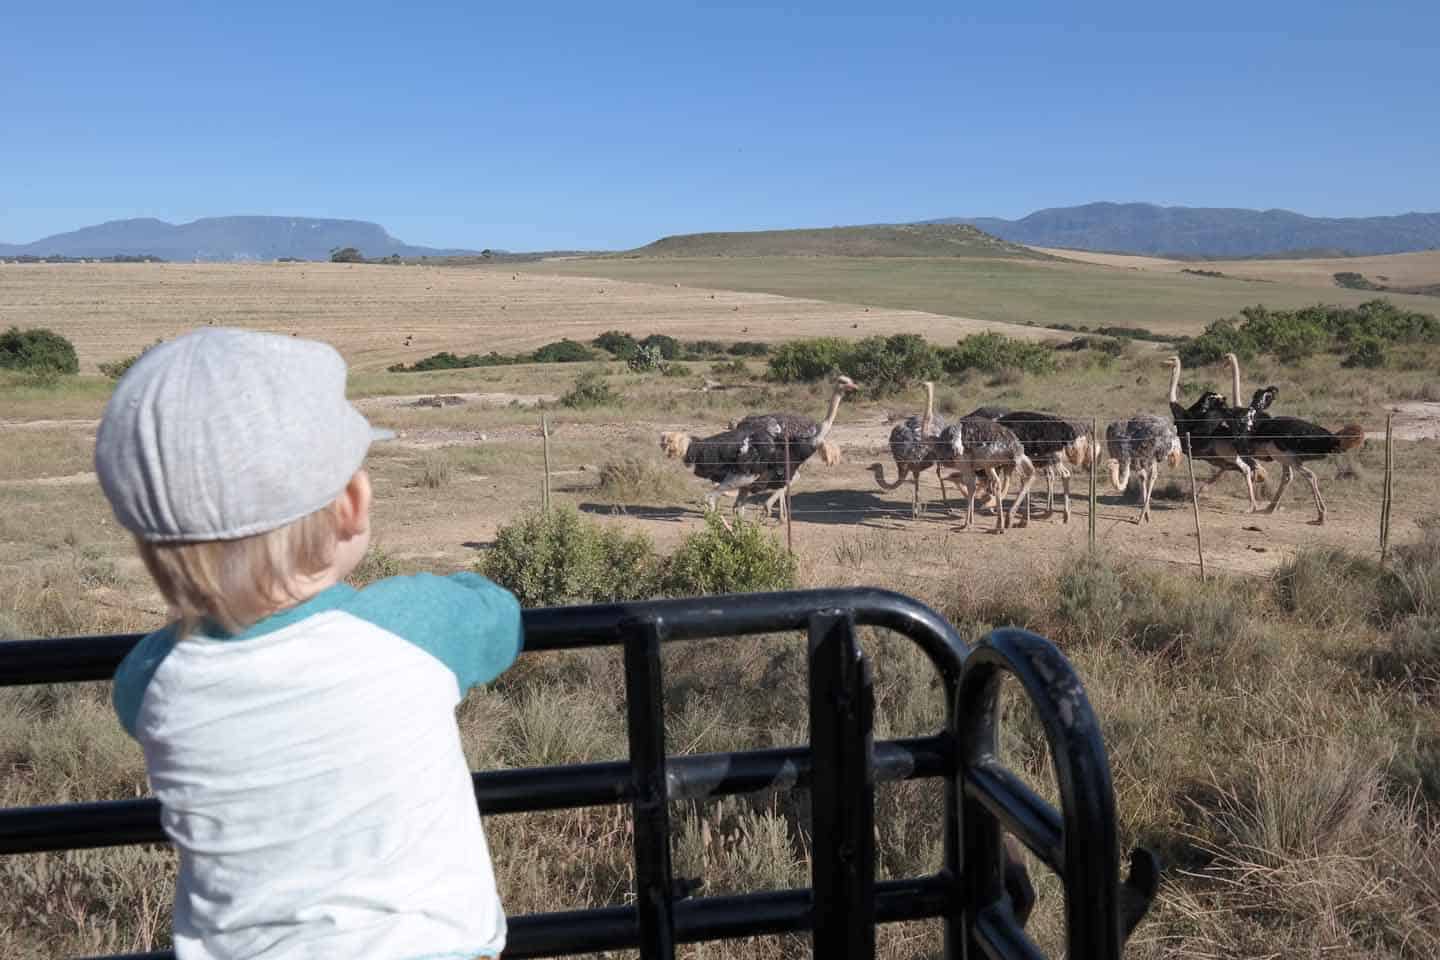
<box><xmin>660</xmin><ymin>352</ymin><xmax>1366</xmax><ymax>531</ymax></box>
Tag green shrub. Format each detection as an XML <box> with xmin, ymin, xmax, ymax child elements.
<box><xmin>592</xmin><ymin>330</ymin><xmax>639</xmax><ymax>359</ymax></box>
<box><xmin>767</xmin><ymin>337</ymin><xmax>852</xmax><ymax>382</ymax></box>
<box><xmin>627</xmin><ymin>344</ymin><xmax>667</xmax><ymax>373</ymax></box>
<box><xmin>391</xmin><ymin>350</ymin><xmax>515</xmax><ymax>372</ymax></box>
<box><xmin>1375</xmin><ymin>615</ymin><xmax>1440</xmax><ymax>688</ymax></box>
<box><xmin>479</xmin><ymin>506</ymin><xmax>658</xmax><ymax>607</ymax></box>
<box><xmin>530</xmin><ymin>339</ymin><xmax>595</xmax><ymax>363</ymax></box>
<box><xmin>640</xmin><ymin>334</ymin><xmax>681</xmax><ymax>360</ymax></box>
<box><xmin>844</xmin><ymin>334</ymin><xmax>941</xmax><ymax>398</ymax></box>
<box><xmin>347</xmin><ymin>546</ymin><xmax>403</xmax><ymax>586</ymax></box>
<box><xmin>329</xmin><ymin>246</ymin><xmax>364</xmax><ymax>263</ymax></box>
<box><xmin>594</xmin><ymin>456</ymin><xmax>690</xmax><ymax>503</ymax></box>
<box><xmin>1179</xmin><ymin>300</ymin><xmax>1440</xmax><ymax>367</ymax></box>
<box><xmin>1343</xmin><ymin>336</ymin><xmax>1386</xmax><ymax>368</ymax></box>
<box><xmin>0</xmin><ymin>327</ymin><xmax>79</xmax><ymax>374</ymax></box>
<box><xmin>727</xmin><ymin>341</ymin><xmax>770</xmax><ymax>356</ymax></box>
<box><xmin>938</xmin><ymin>332</ymin><xmax>1055</xmax><ymax>377</ymax></box>
<box><xmin>560</xmin><ymin>371</ymin><xmax>622</xmax><ymax>408</ymax></box>
<box><xmin>98</xmin><ymin>340</ymin><xmax>163</xmax><ymax>380</ymax></box>
<box><xmin>1334</xmin><ymin>271</ymin><xmax>1382</xmax><ymax>291</ymax></box>
<box><xmin>681</xmin><ymin>339</ymin><xmax>728</xmax><ymax>359</ymax></box>
<box><xmin>659</xmin><ymin>513</ymin><xmax>797</xmax><ymax>597</ymax></box>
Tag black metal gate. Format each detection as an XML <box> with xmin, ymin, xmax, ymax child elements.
<box><xmin>0</xmin><ymin>587</ymin><xmax>1157</xmax><ymax>959</ymax></box>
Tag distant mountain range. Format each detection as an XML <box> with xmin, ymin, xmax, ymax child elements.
<box><xmin>0</xmin><ymin>217</ymin><xmax>480</xmax><ymax>262</ymax></box>
<box><xmin>927</xmin><ymin>203</ymin><xmax>1440</xmax><ymax>257</ymax></box>
<box><xmin>625</xmin><ymin>223</ymin><xmax>1045</xmax><ymax>259</ymax></box>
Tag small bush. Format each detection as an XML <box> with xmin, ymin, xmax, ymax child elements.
<box><xmin>1274</xmin><ymin>548</ymin><xmax>1391</xmax><ymax>628</ymax></box>
<box><xmin>1334</xmin><ymin>271</ymin><xmax>1382</xmax><ymax>291</ymax></box>
<box><xmin>1180</xmin><ymin>299</ymin><xmax>1440</xmax><ymax>367</ymax></box>
<box><xmin>727</xmin><ymin>341</ymin><xmax>770</xmax><ymax>356</ymax></box>
<box><xmin>594</xmin><ymin>456</ymin><xmax>690</xmax><ymax>503</ymax></box>
<box><xmin>0</xmin><ymin>327</ymin><xmax>79</xmax><ymax>374</ymax></box>
<box><xmin>560</xmin><ymin>371</ymin><xmax>622</xmax><ymax>408</ymax></box>
<box><xmin>418</xmin><ymin>450</ymin><xmax>452</xmax><ymax>489</ymax></box>
<box><xmin>938</xmin><ymin>332</ymin><xmax>1055</xmax><ymax>377</ymax></box>
<box><xmin>681</xmin><ymin>339</ymin><xmax>728</xmax><ymax>359</ymax></box>
<box><xmin>348</xmin><ymin>546</ymin><xmax>403</xmax><ymax>586</ymax></box>
<box><xmin>639</xmin><ymin>334</ymin><xmax>681</xmax><ymax>360</ymax></box>
<box><xmin>530</xmin><ymin>339</ymin><xmax>595</xmax><ymax>363</ymax></box>
<box><xmin>480</xmin><ymin>506</ymin><xmax>659</xmax><ymax>607</ymax></box>
<box><xmin>1375</xmin><ymin>615</ymin><xmax>1440</xmax><ymax>688</ymax></box>
<box><xmin>660</xmin><ymin>361</ymin><xmax>690</xmax><ymax>377</ymax></box>
<box><xmin>659</xmin><ymin>513</ymin><xmax>797</xmax><ymax>597</ymax></box>
<box><xmin>592</xmin><ymin>330</ymin><xmax>639</xmax><ymax>359</ymax></box>
<box><xmin>712</xmin><ymin>358</ymin><xmax>749</xmax><ymax>377</ymax></box>
<box><xmin>767</xmin><ymin>337</ymin><xmax>851</xmax><ymax>382</ymax></box>
<box><xmin>627</xmin><ymin>344</ymin><xmax>667</xmax><ymax>373</ymax></box>
<box><xmin>98</xmin><ymin>340</ymin><xmax>163</xmax><ymax>380</ymax></box>
<box><xmin>844</xmin><ymin>334</ymin><xmax>941</xmax><ymax>398</ymax></box>
<box><xmin>1342</xmin><ymin>336</ymin><xmax>1386</xmax><ymax>368</ymax></box>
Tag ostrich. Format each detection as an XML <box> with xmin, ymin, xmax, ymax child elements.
<box><xmin>964</xmin><ymin>405</ymin><xmax>1011</xmax><ymax>421</ymax></box>
<box><xmin>998</xmin><ymin>412</ymin><xmax>1092</xmax><ymax>524</ymax></box>
<box><xmin>1105</xmin><ymin>414</ymin><xmax>1183</xmax><ymax>523</ymax></box>
<box><xmin>661</xmin><ymin>375</ymin><xmax>860</xmax><ymax>521</ymax></box>
<box><xmin>867</xmin><ymin>381</ymin><xmax>952</xmax><ymax>516</ymax></box>
<box><xmin>1247</xmin><ymin>417</ymin><xmax>1365</xmax><ymax>524</ymax></box>
<box><xmin>1163</xmin><ymin>356</ymin><xmax>1263</xmax><ymax>511</ymax></box>
<box><xmin>936</xmin><ymin>418</ymin><xmax>1036</xmax><ymax>532</ymax></box>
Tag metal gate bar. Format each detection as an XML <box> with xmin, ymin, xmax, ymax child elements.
<box><xmin>0</xmin><ymin>588</ymin><xmax>1156</xmax><ymax>960</ymax></box>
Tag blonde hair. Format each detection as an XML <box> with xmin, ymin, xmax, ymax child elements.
<box><xmin>137</xmin><ymin>502</ymin><xmax>342</xmax><ymax>637</ymax></box>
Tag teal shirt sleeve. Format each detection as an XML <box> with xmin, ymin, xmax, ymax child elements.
<box><xmin>112</xmin><ymin>624</ymin><xmax>181</xmax><ymax>738</ymax></box>
<box><xmin>346</xmin><ymin>573</ymin><xmax>523</xmax><ymax>692</ymax></box>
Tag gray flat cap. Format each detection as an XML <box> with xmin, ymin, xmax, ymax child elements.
<box><xmin>95</xmin><ymin>328</ymin><xmax>393</xmax><ymax>542</ymax></box>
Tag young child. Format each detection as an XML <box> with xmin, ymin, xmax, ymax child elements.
<box><xmin>97</xmin><ymin>328</ymin><xmax>522</xmax><ymax>960</ymax></box>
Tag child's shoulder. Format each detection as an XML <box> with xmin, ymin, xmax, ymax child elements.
<box><xmin>343</xmin><ymin>572</ymin><xmax>523</xmax><ymax>692</ymax></box>
<box><xmin>112</xmin><ymin>623</ymin><xmax>183</xmax><ymax>738</ymax></box>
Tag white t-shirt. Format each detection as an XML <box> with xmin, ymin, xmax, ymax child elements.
<box><xmin>113</xmin><ymin>573</ymin><xmax>523</xmax><ymax>960</ymax></box>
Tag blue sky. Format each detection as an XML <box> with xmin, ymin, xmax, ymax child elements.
<box><xmin>3</xmin><ymin>1</ymin><xmax>1436</xmax><ymax>250</ymax></box>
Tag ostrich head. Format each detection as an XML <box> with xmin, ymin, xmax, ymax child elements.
<box><xmin>658</xmin><ymin>432</ymin><xmax>691</xmax><ymax>459</ymax></box>
<box><xmin>833</xmin><ymin>374</ymin><xmax>861</xmax><ymax>394</ymax></box>
<box><xmin>1197</xmin><ymin>391</ymin><xmax>1227</xmax><ymax>413</ymax></box>
<box><xmin>1251</xmin><ymin>386</ymin><xmax>1278</xmax><ymax>411</ymax></box>
<box><xmin>1162</xmin><ymin>355</ymin><xmax>1180</xmax><ymax>369</ymax></box>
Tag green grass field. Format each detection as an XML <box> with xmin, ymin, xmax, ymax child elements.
<box><xmin>521</xmin><ymin>255</ymin><xmax>1440</xmax><ymax>337</ymax></box>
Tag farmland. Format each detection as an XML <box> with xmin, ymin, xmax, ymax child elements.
<box><xmin>2</xmin><ymin>257</ymin><xmax>1439</xmax><ymax>958</ymax></box>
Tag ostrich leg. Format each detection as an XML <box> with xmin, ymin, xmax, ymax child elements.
<box><xmin>1009</xmin><ymin>469</ymin><xmax>1036</xmax><ymax>529</ymax></box>
<box><xmin>989</xmin><ymin>468</ymin><xmax>1007</xmax><ymax>532</ymax></box>
<box><xmin>966</xmin><ymin>471</ymin><xmax>979</xmax><ymax>528</ymax></box>
<box><xmin>1236</xmin><ymin>458</ymin><xmax>1259</xmax><ymax>512</ymax></box>
<box><xmin>1298</xmin><ymin>464</ymin><xmax>1326</xmax><ymax>524</ymax></box>
<box><xmin>935</xmin><ymin>466</ymin><xmax>950</xmax><ymax>511</ymax></box>
<box><xmin>1263</xmin><ymin>464</ymin><xmax>1295</xmax><ymax>513</ymax></box>
<box><xmin>1061</xmin><ymin>472</ymin><xmax>1072</xmax><ymax>524</ymax></box>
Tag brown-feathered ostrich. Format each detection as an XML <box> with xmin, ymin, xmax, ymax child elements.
<box><xmin>867</xmin><ymin>381</ymin><xmax>951</xmax><ymax>516</ymax></box>
<box><xmin>660</xmin><ymin>375</ymin><xmax>859</xmax><ymax>521</ymax></box>
<box><xmin>1164</xmin><ymin>356</ymin><xmax>1263</xmax><ymax>511</ymax></box>
<box><xmin>1105</xmin><ymin>414</ymin><xmax>1183</xmax><ymax>523</ymax></box>
<box><xmin>998</xmin><ymin>412</ymin><xmax>1092</xmax><ymax>523</ymax></box>
<box><xmin>936</xmin><ymin>417</ymin><xmax>1036</xmax><ymax>532</ymax></box>
<box><xmin>1248</xmin><ymin>417</ymin><xmax>1365</xmax><ymax>524</ymax></box>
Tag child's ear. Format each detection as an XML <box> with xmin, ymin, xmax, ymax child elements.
<box><xmin>336</xmin><ymin>470</ymin><xmax>372</xmax><ymax>537</ymax></box>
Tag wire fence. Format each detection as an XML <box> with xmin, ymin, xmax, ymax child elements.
<box><xmin>410</xmin><ymin>408</ymin><xmax>1433</xmax><ymax>578</ymax></box>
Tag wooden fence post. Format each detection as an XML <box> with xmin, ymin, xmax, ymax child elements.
<box><xmin>1088</xmin><ymin>417</ymin><xmax>1098</xmax><ymax>558</ymax></box>
<box><xmin>1185</xmin><ymin>433</ymin><xmax>1207</xmax><ymax>582</ymax></box>
<box><xmin>1381</xmin><ymin>413</ymin><xmax>1394</xmax><ymax>563</ymax></box>
<box><xmin>541</xmin><ymin>414</ymin><xmax>552</xmax><ymax>513</ymax></box>
<box><xmin>783</xmin><ymin>439</ymin><xmax>794</xmax><ymax>555</ymax></box>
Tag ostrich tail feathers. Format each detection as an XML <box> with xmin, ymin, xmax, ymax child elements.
<box><xmin>1166</xmin><ymin>439</ymin><xmax>1184</xmax><ymax>469</ymax></box>
<box><xmin>659</xmin><ymin>432</ymin><xmax>691</xmax><ymax>459</ymax></box>
<box><xmin>818</xmin><ymin>440</ymin><xmax>842</xmax><ymax>466</ymax></box>
<box><xmin>1335</xmin><ymin>424</ymin><xmax>1366</xmax><ymax>452</ymax></box>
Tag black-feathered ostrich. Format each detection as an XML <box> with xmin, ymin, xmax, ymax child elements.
<box><xmin>1248</xmin><ymin>416</ymin><xmax>1365</xmax><ymax>524</ymax></box>
<box><xmin>997</xmin><ymin>411</ymin><xmax>1092</xmax><ymax>523</ymax></box>
<box><xmin>660</xmin><ymin>375</ymin><xmax>860</xmax><ymax>521</ymax></box>
<box><xmin>936</xmin><ymin>416</ymin><xmax>1036</xmax><ymax>532</ymax></box>
<box><xmin>1105</xmin><ymin>414</ymin><xmax>1183</xmax><ymax>523</ymax></box>
<box><xmin>867</xmin><ymin>381</ymin><xmax>952</xmax><ymax>516</ymax></box>
<box><xmin>1164</xmin><ymin>355</ymin><xmax>1264</xmax><ymax>511</ymax></box>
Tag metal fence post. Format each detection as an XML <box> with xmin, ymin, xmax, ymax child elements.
<box><xmin>808</xmin><ymin>610</ymin><xmax>876</xmax><ymax>960</ymax></box>
<box><xmin>624</xmin><ymin>619</ymin><xmax>676</xmax><ymax>960</ymax></box>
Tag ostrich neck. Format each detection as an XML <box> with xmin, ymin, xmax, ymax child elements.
<box><xmin>1229</xmin><ymin>356</ymin><xmax>1242</xmax><ymax>408</ymax></box>
<box><xmin>813</xmin><ymin>388</ymin><xmax>846</xmax><ymax>442</ymax></box>
<box><xmin>1167</xmin><ymin>361</ymin><xmax>1181</xmax><ymax>404</ymax></box>
<box><xmin>922</xmin><ymin>383</ymin><xmax>935</xmax><ymax>436</ymax></box>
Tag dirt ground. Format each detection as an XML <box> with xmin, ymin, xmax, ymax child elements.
<box><xmin>0</xmin><ymin>261</ymin><xmax>1046</xmax><ymax>374</ymax></box>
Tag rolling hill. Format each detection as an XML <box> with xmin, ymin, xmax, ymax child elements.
<box><xmin>624</xmin><ymin>223</ymin><xmax>1049</xmax><ymax>259</ymax></box>
<box><xmin>928</xmin><ymin>202</ymin><xmax>1440</xmax><ymax>257</ymax></box>
<box><xmin>0</xmin><ymin>216</ymin><xmax>481</xmax><ymax>262</ymax></box>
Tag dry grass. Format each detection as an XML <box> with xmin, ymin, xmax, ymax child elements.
<box><xmin>1039</xmin><ymin>247</ymin><xmax>1440</xmax><ymax>292</ymax></box>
